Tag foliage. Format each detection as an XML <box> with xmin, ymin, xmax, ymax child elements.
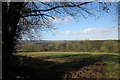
<box><xmin>100</xmin><ymin>41</ymin><xmax>118</xmax><ymax>53</ymax></box>
<box><xmin>20</xmin><ymin>43</ymin><xmax>45</xmax><ymax>52</ymax></box>
<box><xmin>17</xmin><ymin>40</ymin><xmax>119</xmax><ymax>53</ymax></box>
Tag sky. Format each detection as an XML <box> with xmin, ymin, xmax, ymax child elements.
<box><xmin>40</xmin><ymin>2</ymin><xmax>118</xmax><ymax>40</ymax></box>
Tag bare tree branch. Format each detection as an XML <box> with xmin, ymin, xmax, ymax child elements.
<box><xmin>24</xmin><ymin>2</ymin><xmax>91</xmax><ymax>13</ymax></box>
<box><xmin>21</xmin><ymin>13</ymin><xmax>55</xmax><ymax>19</ymax></box>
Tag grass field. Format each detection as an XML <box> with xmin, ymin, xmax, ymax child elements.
<box><xmin>9</xmin><ymin>52</ymin><xmax>120</xmax><ymax>79</ymax></box>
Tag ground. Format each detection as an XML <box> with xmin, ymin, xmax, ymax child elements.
<box><xmin>3</xmin><ymin>52</ymin><xmax>120</xmax><ymax>80</ymax></box>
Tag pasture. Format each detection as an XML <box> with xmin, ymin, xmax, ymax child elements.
<box><xmin>7</xmin><ymin>52</ymin><xmax>120</xmax><ymax>80</ymax></box>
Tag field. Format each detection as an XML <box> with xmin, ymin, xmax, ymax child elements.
<box><xmin>7</xmin><ymin>52</ymin><xmax>120</xmax><ymax>80</ymax></box>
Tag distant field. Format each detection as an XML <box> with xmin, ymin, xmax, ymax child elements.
<box><xmin>16</xmin><ymin>52</ymin><xmax>119</xmax><ymax>57</ymax></box>
<box><xmin>12</xmin><ymin>52</ymin><xmax>120</xmax><ymax>79</ymax></box>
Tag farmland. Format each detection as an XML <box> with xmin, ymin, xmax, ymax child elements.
<box><xmin>7</xmin><ymin>52</ymin><xmax>120</xmax><ymax>80</ymax></box>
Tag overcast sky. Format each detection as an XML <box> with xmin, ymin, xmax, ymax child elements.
<box><xmin>41</xmin><ymin>2</ymin><xmax>118</xmax><ymax>40</ymax></box>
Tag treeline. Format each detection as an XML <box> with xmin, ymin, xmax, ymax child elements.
<box><xmin>16</xmin><ymin>40</ymin><xmax>119</xmax><ymax>53</ymax></box>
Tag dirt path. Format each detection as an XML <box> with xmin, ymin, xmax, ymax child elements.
<box><xmin>64</xmin><ymin>60</ymin><xmax>108</xmax><ymax>80</ymax></box>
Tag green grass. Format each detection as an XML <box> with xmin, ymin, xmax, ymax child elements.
<box><xmin>15</xmin><ymin>52</ymin><xmax>120</xmax><ymax>78</ymax></box>
<box><xmin>105</xmin><ymin>61</ymin><xmax>120</xmax><ymax>78</ymax></box>
<box><xmin>16</xmin><ymin>52</ymin><xmax>118</xmax><ymax>58</ymax></box>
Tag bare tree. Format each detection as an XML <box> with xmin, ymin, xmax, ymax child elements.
<box><xmin>2</xmin><ymin>1</ymin><xmax>113</xmax><ymax>69</ymax></box>
<box><xmin>17</xmin><ymin>2</ymin><xmax>112</xmax><ymax>39</ymax></box>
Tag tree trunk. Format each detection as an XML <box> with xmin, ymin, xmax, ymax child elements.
<box><xmin>2</xmin><ymin>2</ymin><xmax>24</xmax><ymax>77</ymax></box>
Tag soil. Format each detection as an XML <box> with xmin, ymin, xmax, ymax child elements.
<box><xmin>63</xmin><ymin>60</ymin><xmax>109</xmax><ymax>80</ymax></box>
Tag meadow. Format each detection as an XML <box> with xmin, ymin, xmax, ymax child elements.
<box><xmin>7</xmin><ymin>52</ymin><xmax>120</xmax><ymax>80</ymax></box>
